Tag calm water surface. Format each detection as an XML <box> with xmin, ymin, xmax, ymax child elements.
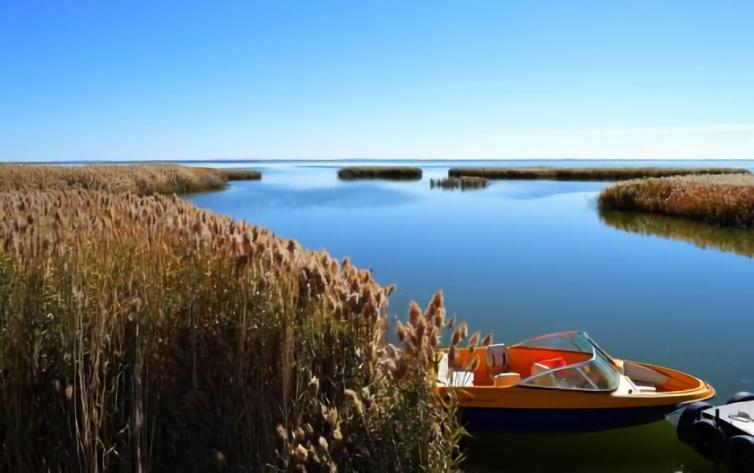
<box><xmin>187</xmin><ymin>160</ymin><xmax>754</xmax><ymax>473</ymax></box>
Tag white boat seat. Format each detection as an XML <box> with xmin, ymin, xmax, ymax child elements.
<box><xmin>436</xmin><ymin>353</ymin><xmax>474</xmax><ymax>387</ymax></box>
<box><xmin>530</xmin><ymin>362</ymin><xmax>551</xmax><ymax>376</ymax></box>
<box><xmin>437</xmin><ymin>353</ymin><xmax>450</xmax><ymax>385</ymax></box>
<box><xmin>493</xmin><ymin>372</ymin><xmax>521</xmax><ymax>387</ymax></box>
<box><xmin>487</xmin><ymin>344</ymin><xmax>508</xmax><ymax>369</ymax></box>
<box><xmin>450</xmin><ymin>371</ymin><xmax>475</xmax><ymax>387</ymax></box>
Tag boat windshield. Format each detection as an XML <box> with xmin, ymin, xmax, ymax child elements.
<box><xmin>516</xmin><ymin>332</ymin><xmax>620</xmax><ymax>392</ymax></box>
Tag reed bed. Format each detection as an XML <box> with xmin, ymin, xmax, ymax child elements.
<box><xmin>0</xmin><ymin>164</ymin><xmax>228</xmax><ymax>195</ymax></box>
<box><xmin>0</xmin><ymin>189</ymin><xmax>467</xmax><ymax>472</ymax></box>
<box><xmin>599</xmin><ymin>209</ymin><xmax>754</xmax><ymax>258</ymax></box>
<box><xmin>430</xmin><ymin>177</ymin><xmax>488</xmax><ymax>191</ymax></box>
<box><xmin>448</xmin><ymin>166</ymin><xmax>749</xmax><ymax>181</ymax></box>
<box><xmin>599</xmin><ymin>174</ymin><xmax>754</xmax><ymax>228</ymax></box>
<box><xmin>337</xmin><ymin>166</ymin><xmax>422</xmax><ymax>181</ymax></box>
<box><xmin>215</xmin><ymin>168</ymin><xmax>262</xmax><ymax>181</ymax></box>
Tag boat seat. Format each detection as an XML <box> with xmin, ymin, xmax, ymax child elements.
<box><xmin>493</xmin><ymin>372</ymin><xmax>521</xmax><ymax>387</ymax></box>
<box><xmin>527</xmin><ymin>363</ymin><xmax>556</xmax><ymax>387</ymax></box>
<box><xmin>436</xmin><ymin>353</ymin><xmax>474</xmax><ymax>387</ymax></box>
<box><xmin>486</xmin><ymin>344</ymin><xmax>509</xmax><ymax>376</ymax></box>
<box><xmin>530</xmin><ymin>362</ymin><xmax>551</xmax><ymax>376</ymax></box>
<box><xmin>437</xmin><ymin>353</ymin><xmax>450</xmax><ymax>386</ymax></box>
<box><xmin>529</xmin><ymin>357</ymin><xmax>566</xmax><ymax>377</ymax></box>
<box><xmin>450</xmin><ymin>371</ymin><xmax>474</xmax><ymax>387</ymax></box>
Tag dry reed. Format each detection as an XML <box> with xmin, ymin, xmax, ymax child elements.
<box><xmin>430</xmin><ymin>177</ymin><xmax>488</xmax><ymax>191</ymax></box>
<box><xmin>0</xmin><ymin>164</ymin><xmax>229</xmax><ymax>195</ymax></box>
<box><xmin>599</xmin><ymin>174</ymin><xmax>754</xmax><ymax>228</ymax></box>
<box><xmin>215</xmin><ymin>168</ymin><xmax>262</xmax><ymax>181</ymax></box>
<box><xmin>337</xmin><ymin>167</ymin><xmax>422</xmax><ymax>181</ymax></box>
<box><xmin>0</xmin><ymin>188</ymin><xmax>464</xmax><ymax>472</ymax></box>
<box><xmin>449</xmin><ymin>166</ymin><xmax>749</xmax><ymax>181</ymax></box>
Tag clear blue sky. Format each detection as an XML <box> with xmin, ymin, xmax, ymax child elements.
<box><xmin>2</xmin><ymin>1</ymin><xmax>754</xmax><ymax>161</ymax></box>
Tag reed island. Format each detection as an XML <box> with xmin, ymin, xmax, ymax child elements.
<box><xmin>0</xmin><ymin>164</ymin><xmax>471</xmax><ymax>472</ymax></box>
<box><xmin>337</xmin><ymin>166</ymin><xmax>423</xmax><ymax>180</ymax></box>
<box><xmin>448</xmin><ymin>166</ymin><xmax>748</xmax><ymax>181</ymax></box>
<box><xmin>216</xmin><ymin>168</ymin><xmax>262</xmax><ymax>181</ymax></box>
<box><xmin>599</xmin><ymin>174</ymin><xmax>754</xmax><ymax>228</ymax></box>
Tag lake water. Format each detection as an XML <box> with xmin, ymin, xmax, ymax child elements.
<box><xmin>186</xmin><ymin>160</ymin><xmax>754</xmax><ymax>473</ymax></box>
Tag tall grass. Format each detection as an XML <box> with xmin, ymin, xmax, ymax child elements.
<box><xmin>449</xmin><ymin>166</ymin><xmax>749</xmax><ymax>181</ymax></box>
<box><xmin>337</xmin><ymin>167</ymin><xmax>422</xmax><ymax>181</ymax></box>
<box><xmin>599</xmin><ymin>174</ymin><xmax>754</xmax><ymax>228</ymax></box>
<box><xmin>0</xmin><ymin>189</ymin><xmax>463</xmax><ymax>472</ymax></box>
<box><xmin>0</xmin><ymin>164</ymin><xmax>228</xmax><ymax>195</ymax></box>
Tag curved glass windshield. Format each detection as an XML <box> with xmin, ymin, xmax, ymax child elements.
<box><xmin>516</xmin><ymin>332</ymin><xmax>619</xmax><ymax>392</ymax></box>
<box><xmin>517</xmin><ymin>331</ymin><xmax>598</xmax><ymax>354</ymax></box>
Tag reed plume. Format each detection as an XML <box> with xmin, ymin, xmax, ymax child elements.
<box><xmin>0</xmin><ymin>188</ymin><xmax>461</xmax><ymax>472</ymax></box>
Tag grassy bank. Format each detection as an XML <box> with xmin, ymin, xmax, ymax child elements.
<box><xmin>338</xmin><ymin>166</ymin><xmax>423</xmax><ymax>181</ymax></box>
<box><xmin>599</xmin><ymin>174</ymin><xmax>754</xmax><ymax>228</ymax></box>
<box><xmin>600</xmin><ymin>209</ymin><xmax>754</xmax><ymax>258</ymax></box>
<box><xmin>0</xmin><ymin>187</ymin><xmax>466</xmax><ymax>472</ymax></box>
<box><xmin>0</xmin><ymin>164</ymin><xmax>230</xmax><ymax>195</ymax></box>
<box><xmin>448</xmin><ymin>166</ymin><xmax>749</xmax><ymax>181</ymax></box>
<box><xmin>430</xmin><ymin>176</ymin><xmax>488</xmax><ymax>191</ymax></box>
<box><xmin>216</xmin><ymin>168</ymin><xmax>262</xmax><ymax>181</ymax></box>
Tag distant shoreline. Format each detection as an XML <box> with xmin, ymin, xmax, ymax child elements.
<box><xmin>5</xmin><ymin>157</ymin><xmax>754</xmax><ymax>165</ymax></box>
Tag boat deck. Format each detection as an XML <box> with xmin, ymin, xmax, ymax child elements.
<box><xmin>702</xmin><ymin>401</ymin><xmax>754</xmax><ymax>436</ymax></box>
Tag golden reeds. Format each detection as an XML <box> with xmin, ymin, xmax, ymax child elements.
<box><xmin>0</xmin><ymin>188</ymin><xmax>463</xmax><ymax>472</ymax></box>
<box><xmin>598</xmin><ymin>174</ymin><xmax>754</xmax><ymax>228</ymax></box>
<box><xmin>215</xmin><ymin>168</ymin><xmax>262</xmax><ymax>181</ymax></box>
<box><xmin>0</xmin><ymin>163</ymin><xmax>230</xmax><ymax>195</ymax></box>
<box><xmin>337</xmin><ymin>166</ymin><xmax>423</xmax><ymax>181</ymax></box>
<box><xmin>449</xmin><ymin>166</ymin><xmax>749</xmax><ymax>181</ymax></box>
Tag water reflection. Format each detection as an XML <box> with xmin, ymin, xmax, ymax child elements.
<box><xmin>600</xmin><ymin>209</ymin><xmax>754</xmax><ymax>258</ymax></box>
<box><xmin>466</xmin><ymin>421</ymin><xmax>715</xmax><ymax>473</ymax></box>
<box><xmin>191</xmin><ymin>181</ymin><xmax>420</xmax><ymax>211</ymax></box>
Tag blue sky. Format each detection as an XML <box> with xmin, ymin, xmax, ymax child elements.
<box><xmin>2</xmin><ymin>1</ymin><xmax>754</xmax><ymax>161</ymax></box>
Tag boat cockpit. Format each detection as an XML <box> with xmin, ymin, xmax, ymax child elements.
<box><xmin>438</xmin><ymin>331</ymin><xmax>675</xmax><ymax>394</ymax></box>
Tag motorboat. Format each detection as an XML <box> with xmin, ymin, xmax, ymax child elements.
<box><xmin>436</xmin><ymin>331</ymin><xmax>715</xmax><ymax>432</ymax></box>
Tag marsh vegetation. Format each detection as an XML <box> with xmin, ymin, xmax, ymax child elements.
<box><xmin>430</xmin><ymin>176</ymin><xmax>488</xmax><ymax>191</ymax></box>
<box><xmin>337</xmin><ymin>166</ymin><xmax>423</xmax><ymax>181</ymax></box>
<box><xmin>448</xmin><ymin>166</ymin><xmax>749</xmax><ymax>181</ymax></box>
<box><xmin>216</xmin><ymin>168</ymin><xmax>262</xmax><ymax>181</ymax></box>
<box><xmin>599</xmin><ymin>174</ymin><xmax>754</xmax><ymax>228</ymax></box>
<box><xmin>0</xmin><ymin>164</ymin><xmax>479</xmax><ymax>472</ymax></box>
<box><xmin>0</xmin><ymin>189</ymin><xmax>471</xmax><ymax>472</ymax></box>
<box><xmin>0</xmin><ymin>163</ymin><xmax>234</xmax><ymax>195</ymax></box>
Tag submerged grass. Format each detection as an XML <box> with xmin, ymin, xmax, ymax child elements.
<box><xmin>0</xmin><ymin>164</ymin><xmax>230</xmax><ymax>195</ymax></box>
<box><xmin>0</xmin><ymin>187</ymin><xmax>465</xmax><ymax>472</ymax></box>
<box><xmin>337</xmin><ymin>166</ymin><xmax>422</xmax><ymax>181</ymax></box>
<box><xmin>600</xmin><ymin>208</ymin><xmax>754</xmax><ymax>258</ymax></box>
<box><xmin>599</xmin><ymin>174</ymin><xmax>754</xmax><ymax>228</ymax></box>
<box><xmin>448</xmin><ymin>166</ymin><xmax>749</xmax><ymax>181</ymax></box>
<box><xmin>430</xmin><ymin>177</ymin><xmax>488</xmax><ymax>191</ymax></box>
